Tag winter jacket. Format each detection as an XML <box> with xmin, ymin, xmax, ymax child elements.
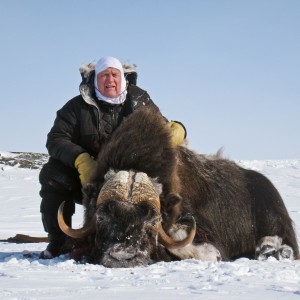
<box><xmin>46</xmin><ymin>63</ymin><xmax>160</xmax><ymax>168</ymax></box>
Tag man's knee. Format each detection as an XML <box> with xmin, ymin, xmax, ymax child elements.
<box><xmin>39</xmin><ymin>158</ymin><xmax>81</xmax><ymax>193</ymax></box>
<box><xmin>39</xmin><ymin>158</ymin><xmax>81</xmax><ymax>215</ymax></box>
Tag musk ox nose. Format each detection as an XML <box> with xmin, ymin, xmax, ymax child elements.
<box><xmin>109</xmin><ymin>244</ymin><xmax>137</xmax><ymax>261</ymax></box>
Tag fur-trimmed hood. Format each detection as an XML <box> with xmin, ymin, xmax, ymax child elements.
<box><xmin>78</xmin><ymin>62</ymin><xmax>137</xmax><ymax>105</ymax></box>
<box><xmin>79</xmin><ymin>62</ymin><xmax>137</xmax><ymax>80</ymax></box>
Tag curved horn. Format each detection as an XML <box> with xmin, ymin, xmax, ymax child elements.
<box><xmin>57</xmin><ymin>201</ymin><xmax>96</xmax><ymax>239</ymax></box>
<box><xmin>158</xmin><ymin>216</ymin><xmax>196</xmax><ymax>250</ymax></box>
<box><xmin>96</xmin><ymin>170</ymin><xmax>130</xmax><ymax>205</ymax></box>
<box><xmin>131</xmin><ymin>172</ymin><xmax>161</xmax><ymax>211</ymax></box>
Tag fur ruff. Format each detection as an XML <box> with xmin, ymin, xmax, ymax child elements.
<box><xmin>79</xmin><ymin>61</ymin><xmax>137</xmax><ymax>78</ymax></box>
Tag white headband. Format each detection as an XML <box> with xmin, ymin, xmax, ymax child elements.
<box><xmin>94</xmin><ymin>56</ymin><xmax>127</xmax><ymax>105</ymax></box>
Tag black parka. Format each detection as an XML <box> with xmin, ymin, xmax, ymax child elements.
<box><xmin>46</xmin><ymin>66</ymin><xmax>159</xmax><ymax>168</ymax></box>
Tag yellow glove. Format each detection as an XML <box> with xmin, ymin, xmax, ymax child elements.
<box><xmin>74</xmin><ymin>153</ymin><xmax>96</xmax><ymax>186</ymax></box>
<box><xmin>168</xmin><ymin>121</ymin><xmax>187</xmax><ymax>146</ymax></box>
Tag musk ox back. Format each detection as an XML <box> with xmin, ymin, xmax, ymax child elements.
<box><xmin>174</xmin><ymin>147</ymin><xmax>298</xmax><ymax>260</ymax></box>
<box><xmin>58</xmin><ymin>106</ymin><xmax>299</xmax><ymax>267</ymax></box>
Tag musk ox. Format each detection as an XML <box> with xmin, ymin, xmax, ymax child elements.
<box><xmin>58</xmin><ymin>107</ymin><xmax>299</xmax><ymax>268</ymax></box>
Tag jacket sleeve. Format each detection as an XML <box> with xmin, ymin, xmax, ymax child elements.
<box><xmin>46</xmin><ymin>98</ymin><xmax>86</xmax><ymax>168</ymax></box>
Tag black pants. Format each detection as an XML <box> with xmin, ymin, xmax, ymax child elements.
<box><xmin>39</xmin><ymin>157</ymin><xmax>82</xmax><ymax>236</ymax></box>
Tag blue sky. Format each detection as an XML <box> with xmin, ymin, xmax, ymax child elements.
<box><xmin>0</xmin><ymin>0</ymin><xmax>299</xmax><ymax>160</ymax></box>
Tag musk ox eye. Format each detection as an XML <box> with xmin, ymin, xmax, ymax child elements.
<box><xmin>105</xmin><ymin>201</ymin><xmax>116</xmax><ymax>212</ymax></box>
<box><xmin>139</xmin><ymin>201</ymin><xmax>158</xmax><ymax>220</ymax></box>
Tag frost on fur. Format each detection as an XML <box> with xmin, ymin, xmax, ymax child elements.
<box><xmin>255</xmin><ymin>236</ymin><xmax>294</xmax><ymax>260</ymax></box>
<box><xmin>167</xmin><ymin>223</ymin><xmax>221</xmax><ymax>262</ymax></box>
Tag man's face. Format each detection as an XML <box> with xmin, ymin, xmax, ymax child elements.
<box><xmin>97</xmin><ymin>67</ymin><xmax>122</xmax><ymax>98</ymax></box>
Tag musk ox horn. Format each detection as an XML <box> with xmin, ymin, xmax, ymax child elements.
<box><xmin>58</xmin><ymin>170</ymin><xmax>162</xmax><ymax>240</ymax></box>
<box><xmin>58</xmin><ymin>169</ymin><xmax>197</xmax><ymax>249</ymax></box>
<box><xmin>57</xmin><ymin>201</ymin><xmax>96</xmax><ymax>239</ymax></box>
<box><xmin>158</xmin><ymin>216</ymin><xmax>196</xmax><ymax>250</ymax></box>
<box><xmin>97</xmin><ymin>170</ymin><xmax>161</xmax><ymax>212</ymax></box>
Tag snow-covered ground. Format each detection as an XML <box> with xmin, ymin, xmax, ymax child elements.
<box><xmin>0</xmin><ymin>151</ymin><xmax>300</xmax><ymax>299</ymax></box>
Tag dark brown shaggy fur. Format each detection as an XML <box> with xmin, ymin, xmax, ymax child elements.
<box><xmin>86</xmin><ymin>107</ymin><xmax>182</xmax><ymax>224</ymax></box>
<box><xmin>84</xmin><ymin>106</ymin><xmax>299</xmax><ymax>261</ymax></box>
<box><xmin>176</xmin><ymin>148</ymin><xmax>299</xmax><ymax>259</ymax></box>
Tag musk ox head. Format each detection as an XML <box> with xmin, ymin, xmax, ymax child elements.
<box><xmin>58</xmin><ymin>169</ymin><xmax>196</xmax><ymax>268</ymax></box>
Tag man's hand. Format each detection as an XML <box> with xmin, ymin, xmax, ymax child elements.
<box><xmin>168</xmin><ymin>121</ymin><xmax>187</xmax><ymax>146</ymax></box>
<box><xmin>74</xmin><ymin>153</ymin><xmax>97</xmax><ymax>186</ymax></box>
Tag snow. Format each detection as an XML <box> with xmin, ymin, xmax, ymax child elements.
<box><xmin>0</xmin><ymin>153</ymin><xmax>300</xmax><ymax>299</ymax></box>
